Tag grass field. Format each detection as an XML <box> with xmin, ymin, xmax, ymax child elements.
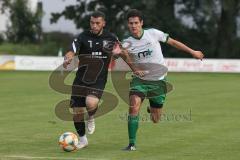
<box><xmin>0</xmin><ymin>71</ymin><xmax>239</xmax><ymax>160</ymax></box>
<box><xmin>0</xmin><ymin>43</ymin><xmax>59</xmax><ymax>56</ymax></box>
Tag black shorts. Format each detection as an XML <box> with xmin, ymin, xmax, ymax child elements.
<box><xmin>70</xmin><ymin>79</ymin><xmax>106</xmax><ymax>108</ymax></box>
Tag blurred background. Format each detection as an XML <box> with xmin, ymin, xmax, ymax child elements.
<box><xmin>0</xmin><ymin>1</ymin><xmax>240</xmax><ymax>159</ymax></box>
<box><xmin>0</xmin><ymin>0</ymin><xmax>240</xmax><ymax>58</ymax></box>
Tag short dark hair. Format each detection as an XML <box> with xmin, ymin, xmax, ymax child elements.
<box><xmin>126</xmin><ymin>9</ymin><xmax>143</xmax><ymax>21</ymax></box>
<box><xmin>91</xmin><ymin>11</ymin><xmax>106</xmax><ymax>20</ymax></box>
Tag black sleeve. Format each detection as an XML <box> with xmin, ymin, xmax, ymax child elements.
<box><xmin>68</xmin><ymin>35</ymin><xmax>82</xmax><ymax>54</ymax></box>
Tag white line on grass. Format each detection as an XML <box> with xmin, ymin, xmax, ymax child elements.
<box><xmin>3</xmin><ymin>155</ymin><xmax>108</xmax><ymax>160</ymax></box>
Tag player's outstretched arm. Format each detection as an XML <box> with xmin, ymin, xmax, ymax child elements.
<box><xmin>63</xmin><ymin>51</ymin><xmax>75</xmax><ymax>69</ymax></box>
<box><xmin>167</xmin><ymin>38</ymin><xmax>204</xmax><ymax>60</ymax></box>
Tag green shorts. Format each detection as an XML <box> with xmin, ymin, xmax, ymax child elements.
<box><xmin>129</xmin><ymin>77</ymin><xmax>168</xmax><ymax>108</ymax></box>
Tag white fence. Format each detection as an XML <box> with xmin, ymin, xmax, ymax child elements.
<box><xmin>0</xmin><ymin>55</ymin><xmax>240</xmax><ymax>73</ymax></box>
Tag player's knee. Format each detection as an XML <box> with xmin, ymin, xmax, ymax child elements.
<box><xmin>86</xmin><ymin>102</ymin><xmax>98</xmax><ymax>110</ymax></box>
<box><xmin>86</xmin><ymin>95</ymin><xmax>99</xmax><ymax>109</ymax></box>
<box><xmin>86</xmin><ymin>102</ymin><xmax>98</xmax><ymax>109</ymax></box>
<box><xmin>129</xmin><ymin>105</ymin><xmax>140</xmax><ymax>115</ymax></box>
<box><xmin>129</xmin><ymin>95</ymin><xmax>142</xmax><ymax>115</ymax></box>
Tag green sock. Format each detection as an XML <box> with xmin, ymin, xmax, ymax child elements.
<box><xmin>128</xmin><ymin>115</ymin><xmax>139</xmax><ymax>145</ymax></box>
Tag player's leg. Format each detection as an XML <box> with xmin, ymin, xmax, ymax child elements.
<box><xmin>147</xmin><ymin>79</ymin><xmax>167</xmax><ymax>123</ymax></box>
<box><xmin>148</xmin><ymin>94</ymin><xmax>166</xmax><ymax>123</ymax></box>
<box><xmin>148</xmin><ymin>102</ymin><xmax>164</xmax><ymax>123</ymax></box>
<box><xmin>71</xmin><ymin>96</ymin><xmax>88</xmax><ymax>149</ymax></box>
<box><xmin>125</xmin><ymin>91</ymin><xmax>144</xmax><ymax>151</ymax></box>
<box><xmin>124</xmin><ymin>77</ymin><xmax>146</xmax><ymax>151</ymax></box>
<box><xmin>85</xmin><ymin>84</ymin><xmax>105</xmax><ymax>134</ymax></box>
<box><xmin>85</xmin><ymin>95</ymin><xmax>99</xmax><ymax>134</ymax></box>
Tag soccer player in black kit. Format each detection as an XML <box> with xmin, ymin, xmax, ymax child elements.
<box><xmin>63</xmin><ymin>11</ymin><xmax>121</xmax><ymax>149</ymax></box>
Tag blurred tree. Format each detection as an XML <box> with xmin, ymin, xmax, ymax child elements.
<box><xmin>51</xmin><ymin>0</ymin><xmax>240</xmax><ymax>58</ymax></box>
<box><xmin>0</xmin><ymin>33</ymin><xmax>4</xmax><ymax>44</ymax></box>
<box><xmin>35</xmin><ymin>1</ymin><xmax>44</xmax><ymax>42</ymax></box>
<box><xmin>51</xmin><ymin>0</ymin><xmax>141</xmax><ymax>38</ymax></box>
<box><xmin>215</xmin><ymin>0</ymin><xmax>240</xmax><ymax>58</ymax></box>
<box><xmin>0</xmin><ymin>0</ymin><xmax>43</xmax><ymax>43</ymax></box>
<box><xmin>141</xmin><ymin>0</ymin><xmax>190</xmax><ymax>58</ymax></box>
<box><xmin>51</xmin><ymin>0</ymin><xmax>188</xmax><ymax>57</ymax></box>
<box><xmin>177</xmin><ymin>0</ymin><xmax>240</xmax><ymax>58</ymax></box>
<box><xmin>51</xmin><ymin>0</ymin><xmax>183</xmax><ymax>36</ymax></box>
<box><xmin>0</xmin><ymin>0</ymin><xmax>10</xmax><ymax>12</ymax></box>
<box><xmin>42</xmin><ymin>31</ymin><xmax>74</xmax><ymax>54</ymax></box>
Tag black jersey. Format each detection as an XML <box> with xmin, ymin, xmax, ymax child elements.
<box><xmin>70</xmin><ymin>30</ymin><xmax>118</xmax><ymax>84</ymax></box>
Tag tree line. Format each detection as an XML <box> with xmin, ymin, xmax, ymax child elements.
<box><xmin>1</xmin><ymin>0</ymin><xmax>240</xmax><ymax>58</ymax></box>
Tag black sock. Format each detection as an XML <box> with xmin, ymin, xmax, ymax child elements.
<box><xmin>74</xmin><ymin>121</ymin><xmax>85</xmax><ymax>137</ymax></box>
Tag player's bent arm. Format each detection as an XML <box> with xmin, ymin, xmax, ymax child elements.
<box><xmin>112</xmin><ymin>42</ymin><xmax>144</xmax><ymax>76</ymax></box>
<box><xmin>167</xmin><ymin>37</ymin><xmax>204</xmax><ymax>60</ymax></box>
<box><xmin>112</xmin><ymin>43</ymin><xmax>135</xmax><ymax>70</ymax></box>
<box><xmin>119</xmin><ymin>49</ymin><xmax>135</xmax><ymax>70</ymax></box>
<box><xmin>63</xmin><ymin>51</ymin><xmax>75</xmax><ymax>69</ymax></box>
<box><xmin>119</xmin><ymin>50</ymin><xmax>145</xmax><ymax>77</ymax></box>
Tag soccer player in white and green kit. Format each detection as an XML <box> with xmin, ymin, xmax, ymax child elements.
<box><xmin>122</xmin><ymin>9</ymin><xmax>204</xmax><ymax>151</ymax></box>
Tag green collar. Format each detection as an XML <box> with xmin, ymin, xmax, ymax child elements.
<box><xmin>132</xmin><ymin>29</ymin><xmax>144</xmax><ymax>40</ymax></box>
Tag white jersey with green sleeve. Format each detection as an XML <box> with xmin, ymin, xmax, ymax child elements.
<box><xmin>122</xmin><ymin>28</ymin><xmax>169</xmax><ymax>80</ymax></box>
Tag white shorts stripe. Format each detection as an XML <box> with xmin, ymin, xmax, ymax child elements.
<box><xmin>72</xmin><ymin>41</ymin><xmax>77</xmax><ymax>53</ymax></box>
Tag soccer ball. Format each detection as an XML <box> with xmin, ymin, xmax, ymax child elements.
<box><xmin>59</xmin><ymin>132</ymin><xmax>78</xmax><ymax>152</ymax></box>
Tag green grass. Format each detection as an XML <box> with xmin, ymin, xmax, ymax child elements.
<box><xmin>0</xmin><ymin>43</ymin><xmax>40</xmax><ymax>55</ymax></box>
<box><xmin>0</xmin><ymin>43</ymin><xmax>59</xmax><ymax>56</ymax></box>
<box><xmin>0</xmin><ymin>71</ymin><xmax>239</xmax><ymax>160</ymax></box>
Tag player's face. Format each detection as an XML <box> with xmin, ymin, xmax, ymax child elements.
<box><xmin>90</xmin><ymin>16</ymin><xmax>106</xmax><ymax>35</ymax></box>
<box><xmin>128</xmin><ymin>17</ymin><xmax>143</xmax><ymax>37</ymax></box>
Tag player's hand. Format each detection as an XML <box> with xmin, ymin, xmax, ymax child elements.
<box><xmin>112</xmin><ymin>42</ymin><xmax>122</xmax><ymax>55</ymax></box>
<box><xmin>63</xmin><ymin>51</ymin><xmax>74</xmax><ymax>69</ymax></box>
<box><xmin>191</xmin><ymin>51</ymin><xmax>204</xmax><ymax>60</ymax></box>
<box><xmin>63</xmin><ymin>58</ymin><xmax>71</xmax><ymax>69</ymax></box>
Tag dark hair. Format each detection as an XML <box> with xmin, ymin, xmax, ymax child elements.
<box><xmin>126</xmin><ymin>9</ymin><xmax>143</xmax><ymax>21</ymax></box>
<box><xmin>91</xmin><ymin>11</ymin><xmax>106</xmax><ymax>20</ymax></box>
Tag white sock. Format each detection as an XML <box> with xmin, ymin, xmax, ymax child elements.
<box><xmin>80</xmin><ymin>135</ymin><xmax>87</xmax><ymax>142</ymax></box>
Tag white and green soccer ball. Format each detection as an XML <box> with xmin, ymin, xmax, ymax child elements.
<box><xmin>59</xmin><ymin>132</ymin><xmax>78</xmax><ymax>152</ymax></box>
